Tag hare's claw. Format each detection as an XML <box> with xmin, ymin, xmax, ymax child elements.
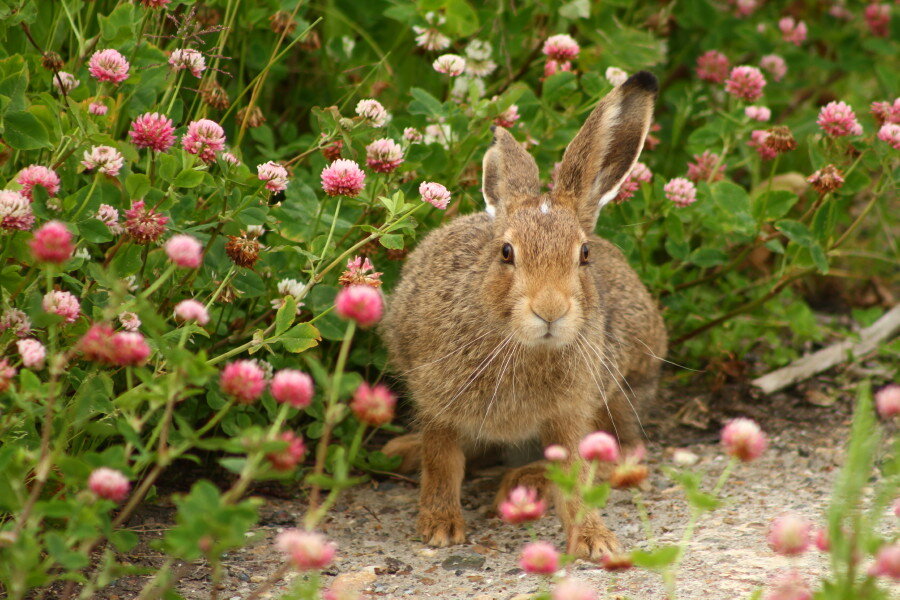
<box><xmin>418</xmin><ymin>508</ymin><xmax>466</xmax><ymax>547</ymax></box>
<box><xmin>568</xmin><ymin>519</ymin><xmax>621</xmax><ymax>560</ymax></box>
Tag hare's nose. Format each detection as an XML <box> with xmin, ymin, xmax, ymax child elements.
<box><xmin>531</xmin><ymin>305</ymin><xmax>569</xmax><ymax>325</ymax></box>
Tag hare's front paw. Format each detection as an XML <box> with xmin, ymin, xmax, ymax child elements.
<box><xmin>417</xmin><ymin>508</ymin><xmax>466</xmax><ymax>547</ymax></box>
<box><xmin>567</xmin><ymin>519</ymin><xmax>621</xmax><ymax>560</ymax></box>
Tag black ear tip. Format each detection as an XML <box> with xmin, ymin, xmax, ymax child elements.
<box><xmin>489</xmin><ymin>124</ymin><xmax>497</xmax><ymax>133</ymax></box>
<box><xmin>625</xmin><ymin>71</ymin><xmax>658</xmax><ymax>93</ymax></box>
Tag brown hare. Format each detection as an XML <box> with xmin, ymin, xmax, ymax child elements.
<box><xmin>380</xmin><ymin>71</ymin><xmax>667</xmax><ymax>559</ymax></box>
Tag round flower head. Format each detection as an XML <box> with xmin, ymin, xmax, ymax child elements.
<box><xmin>77</xmin><ymin>323</ymin><xmax>116</xmax><ymax>363</ymax></box>
<box><xmin>168</xmin><ymin>48</ymin><xmax>206</xmax><ymax>77</ymax></box>
<box><xmin>129</xmin><ymin>112</ymin><xmax>176</xmax><ymax>152</ymax></box>
<box><xmin>765</xmin><ymin>570</ymin><xmax>812</xmax><ymax>600</ymax></box>
<box><xmin>499</xmin><ymin>486</ymin><xmax>546</xmax><ymax>524</ymax></box>
<box><xmin>433</xmin><ymin>54</ymin><xmax>466</xmax><ymax>76</ymax></box>
<box><xmin>17</xmin><ymin>338</ymin><xmax>46</xmax><ymax>369</ymax></box>
<box><xmin>17</xmin><ymin>165</ymin><xmax>60</xmax><ymax>200</ymax></box>
<box><xmin>519</xmin><ymin>541</ymin><xmax>560</xmax><ymax>575</ymax></box>
<box><xmin>111</xmin><ymin>332</ymin><xmax>151</xmax><ymax>366</ymax></box>
<box><xmin>778</xmin><ymin>17</ymin><xmax>807</xmax><ymax>46</ymax></box>
<box><xmin>355</xmin><ymin>99</ymin><xmax>388</xmax><ymax>127</ymax></box>
<box><xmin>875</xmin><ymin>384</ymin><xmax>900</xmax><ymax>419</ymax></box>
<box><xmin>721</xmin><ymin>417</ymin><xmax>767</xmax><ymax>461</ymax></box>
<box><xmin>257</xmin><ymin>161</ymin><xmax>290</xmax><ymax>193</ymax></box>
<box><xmin>174</xmin><ymin>299</ymin><xmax>210</xmax><ymax>325</ymax></box>
<box><xmin>403</xmin><ymin>127</ymin><xmax>423</xmax><ymax>143</ymax></box>
<box><xmin>119</xmin><ymin>311</ymin><xmax>141</xmax><ymax>332</ymax></box>
<box><xmin>335</xmin><ymin>284</ymin><xmax>383</xmax><ymax>327</ymax></box>
<box><xmin>868</xmin><ymin>542</ymin><xmax>900</xmax><ymax>579</ymax></box>
<box><xmin>338</xmin><ymin>256</ymin><xmax>383</xmax><ymax>288</ymax></box>
<box><xmin>419</xmin><ymin>181</ymin><xmax>451</xmax><ymax>209</ymax></box>
<box><xmin>89</xmin><ymin>102</ymin><xmax>109</xmax><ymax>116</ymax></box>
<box><xmin>749</xmin><ymin>129</ymin><xmax>778</xmax><ymax>160</ymax></box>
<box><xmin>806</xmin><ymin>164</ymin><xmax>844</xmax><ymax>195</ymax></box>
<box><xmin>124</xmin><ymin>200</ymin><xmax>168</xmax><ymax>244</ymax></box>
<box><xmin>817</xmin><ymin>101</ymin><xmax>863</xmax><ymax>137</ymax></box>
<box><xmin>271</xmin><ymin>369</ymin><xmax>314</xmax><ymax>408</ymax></box>
<box><xmin>552</xmin><ymin>578</ymin><xmax>597</xmax><ymax>600</ymax></box>
<box><xmin>81</xmin><ymin>145</ymin><xmax>124</xmax><ymax>177</ymax></box>
<box><xmin>865</xmin><ymin>3</ymin><xmax>891</xmax><ymax>37</ymax></box>
<box><xmin>182</xmin><ymin>119</ymin><xmax>226</xmax><ymax>163</ymax></box>
<box><xmin>413</xmin><ymin>24</ymin><xmax>451</xmax><ymax>52</ymax></box>
<box><xmin>88</xmin><ymin>467</ymin><xmax>130</xmax><ymax>502</ymax></box>
<box><xmin>321</xmin><ymin>159</ymin><xmax>366</xmax><ymax>197</ymax></box>
<box><xmin>351</xmin><ymin>382</ymin><xmax>396</xmax><ymax>426</ymax></box>
<box><xmin>768</xmin><ymin>514</ymin><xmax>811</xmax><ymax>556</ymax></box>
<box><xmin>222</xmin><ymin>151</ymin><xmax>240</xmax><ymax>166</ymax></box>
<box><xmin>42</xmin><ymin>290</ymin><xmax>80</xmax><ymax>324</ymax></box>
<box><xmin>165</xmin><ymin>234</ymin><xmax>203</xmax><ymax>268</ymax></box>
<box><xmin>870</xmin><ymin>99</ymin><xmax>900</xmax><ymax>126</ymax></box>
<box><xmin>220</xmin><ymin>360</ymin><xmax>267</xmax><ymax>404</ymax></box>
<box><xmin>88</xmin><ymin>49</ymin><xmax>130</xmax><ymax>84</ymax></box>
<box><xmin>96</xmin><ymin>204</ymin><xmax>123</xmax><ymax>234</ymax></box>
<box><xmin>664</xmin><ymin>177</ymin><xmax>698</xmax><ymax>207</ymax></box>
<box><xmin>760</xmin><ymin>54</ymin><xmax>787</xmax><ymax>82</ymax></box>
<box><xmin>734</xmin><ymin>0</ymin><xmax>760</xmax><ymax>17</ymax></box>
<box><xmin>365</xmin><ymin>138</ymin><xmax>404</xmax><ymax>173</ymax></box>
<box><xmin>687</xmin><ymin>151</ymin><xmax>725</xmax><ymax>183</ymax></box>
<box><xmin>542</xmin><ymin>34</ymin><xmax>580</xmax><ymax>61</ymax></box>
<box><xmin>0</xmin><ymin>359</ymin><xmax>16</xmax><ymax>393</ymax></box>
<box><xmin>0</xmin><ymin>309</ymin><xmax>31</xmax><ymax>337</ymax></box>
<box><xmin>225</xmin><ymin>233</ymin><xmax>260</xmax><ymax>268</ymax></box>
<box><xmin>614</xmin><ymin>162</ymin><xmax>653</xmax><ymax>203</ymax></box>
<box><xmin>579</xmin><ymin>431</ymin><xmax>619</xmax><ymax>462</ymax></box>
<box><xmin>605</xmin><ymin>67</ymin><xmax>628</xmax><ymax>87</ymax></box>
<box><xmin>877</xmin><ymin>123</ymin><xmax>900</xmax><ymax>150</ymax></box>
<box><xmin>745</xmin><ymin>105</ymin><xmax>771</xmax><ymax>122</ymax></box>
<box><xmin>725</xmin><ymin>66</ymin><xmax>766</xmax><ymax>102</ymax></box>
<box><xmin>30</xmin><ymin>221</ymin><xmax>74</xmax><ymax>264</ymax></box>
<box><xmin>52</xmin><ymin>71</ymin><xmax>79</xmax><ymax>94</ymax></box>
<box><xmin>763</xmin><ymin>126</ymin><xmax>797</xmax><ymax>154</ymax></box>
<box><xmin>696</xmin><ymin>50</ymin><xmax>730</xmax><ymax>83</ymax></box>
<box><xmin>0</xmin><ymin>190</ymin><xmax>35</xmax><ymax>231</ymax></box>
<box><xmin>544</xmin><ymin>444</ymin><xmax>569</xmax><ymax>462</ymax></box>
<box><xmin>267</xmin><ymin>431</ymin><xmax>306</xmax><ymax>471</ymax></box>
<box><xmin>276</xmin><ymin>529</ymin><xmax>336</xmax><ymax>571</ymax></box>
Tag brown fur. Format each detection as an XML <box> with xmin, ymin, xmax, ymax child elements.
<box><xmin>380</xmin><ymin>72</ymin><xmax>666</xmax><ymax>558</ymax></box>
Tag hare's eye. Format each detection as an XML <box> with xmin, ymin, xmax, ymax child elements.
<box><xmin>501</xmin><ymin>243</ymin><xmax>514</xmax><ymax>264</ymax></box>
<box><xmin>580</xmin><ymin>243</ymin><xmax>590</xmax><ymax>265</ymax></box>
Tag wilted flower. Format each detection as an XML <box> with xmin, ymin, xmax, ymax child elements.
<box><xmin>335</xmin><ymin>285</ymin><xmax>383</xmax><ymax>327</ymax></box>
<box><xmin>139</xmin><ymin>0</ymin><xmax>172</xmax><ymax>7</ymax></box>
<box><xmin>877</xmin><ymin>123</ymin><xmax>900</xmax><ymax>150</ymax></box>
<box><xmin>129</xmin><ymin>112</ymin><xmax>176</xmax><ymax>152</ymax></box>
<box><xmin>817</xmin><ymin>101</ymin><xmax>863</xmax><ymax>136</ymax></box>
<box><xmin>807</xmin><ymin>165</ymin><xmax>844</xmax><ymax>195</ymax></box>
<box><xmin>267</xmin><ymin>431</ymin><xmax>306</xmax><ymax>471</ymax></box>
<box><xmin>864</xmin><ymin>3</ymin><xmax>891</xmax><ymax>37</ymax></box>
<box><xmin>542</xmin><ymin>34</ymin><xmax>580</xmax><ymax>61</ymax></box>
<box><xmin>17</xmin><ymin>339</ymin><xmax>46</xmax><ymax>369</ymax></box>
<box><xmin>82</xmin><ymin>145</ymin><xmax>124</xmax><ymax>177</ymax></box>
<box><xmin>271</xmin><ymin>370</ymin><xmax>314</xmax><ymax>408</ymax></box>
<box><xmin>88</xmin><ymin>49</ymin><xmax>130</xmax><ymax>83</ymax></box>
<box><xmin>111</xmin><ymin>332</ymin><xmax>151</xmax><ymax>366</ymax></box>
<box><xmin>200</xmin><ymin>79</ymin><xmax>230</xmax><ymax>110</ymax></box>
<box><xmin>0</xmin><ymin>309</ymin><xmax>31</xmax><ymax>337</ymax></box>
<box><xmin>749</xmin><ymin>129</ymin><xmax>778</xmax><ymax>160</ymax></box>
<box><xmin>42</xmin><ymin>290</ymin><xmax>80</xmax><ymax>323</ymax></box>
<box><xmin>764</xmin><ymin>570</ymin><xmax>812</xmax><ymax>600</ymax></box>
<box><xmin>118</xmin><ymin>311</ymin><xmax>141</xmax><ymax>332</ymax></box>
<box><xmin>696</xmin><ymin>50</ymin><xmax>730</xmax><ymax>83</ymax></box>
<box><xmin>338</xmin><ymin>256</ymin><xmax>382</xmax><ymax>288</ymax></box>
<box><xmin>745</xmin><ymin>105</ymin><xmax>771</xmax><ymax>122</ymax></box>
<box><xmin>365</xmin><ymin>138</ymin><xmax>404</xmax><ymax>173</ymax></box>
<box><xmin>0</xmin><ymin>190</ymin><xmax>35</xmax><ymax>231</ymax></box>
<box><xmin>605</xmin><ymin>67</ymin><xmax>628</xmax><ymax>87</ymax></box>
<box><xmin>225</xmin><ymin>233</ymin><xmax>261</xmax><ymax>268</ymax></box>
<box><xmin>321</xmin><ymin>159</ymin><xmax>366</xmax><ymax>197</ymax></box>
<box><xmin>257</xmin><ymin>161</ymin><xmax>290</xmax><ymax>193</ymax></box>
<box><xmin>89</xmin><ymin>101</ymin><xmax>109</xmax><ymax>116</ymax></box>
<box><xmin>664</xmin><ymin>177</ymin><xmax>698</xmax><ymax>207</ymax></box>
<box><xmin>165</xmin><ymin>234</ymin><xmax>203</xmax><ymax>268</ymax></box>
<box><xmin>759</xmin><ymin>54</ymin><xmax>787</xmax><ymax>82</ymax></box>
<box><xmin>687</xmin><ymin>151</ymin><xmax>725</xmax><ymax>183</ymax></box>
<box><xmin>419</xmin><ymin>181</ymin><xmax>451</xmax><ymax>209</ymax></box>
<box><xmin>237</xmin><ymin>105</ymin><xmax>266</xmax><ymax>128</ymax></box>
<box><xmin>355</xmin><ymin>99</ymin><xmax>388</xmax><ymax>127</ymax></box>
<box><xmin>875</xmin><ymin>384</ymin><xmax>900</xmax><ymax>419</ymax></box>
<box><xmin>182</xmin><ymin>119</ymin><xmax>226</xmax><ymax>163</ymax></box>
<box><xmin>614</xmin><ymin>162</ymin><xmax>653</xmax><ymax>203</ymax></box>
<box><xmin>778</xmin><ymin>17</ymin><xmax>807</xmax><ymax>45</ymax></box>
<box><xmin>519</xmin><ymin>541</ymin><xmax>560</xmax><ymax>575</ymax></box>
<box><xmin>168</xmin><ymin>48</ymin><xmax>206</xmax><ymax>77</ymax></box>
<box><xmin>351</xmin><ymin>382</ymin><xmax>396</xmax><ymax>426</ymax></box>
<box><xmin>276</xmin><ymin>529</ymin><xmax>336</xmax><ymax>571</ymax></box>
<box><xmin>579</xmin><ymin>431</ymin><xmax>619</xmax><ymax>462</ymax></box>
<box><xmin>868</xmin><ymin>542</ymin><xmax>900</xmax><ymax>579</ymax></box>
<box><xmin>220</xmin><ymin>360</ymin><xmax>266</xmax><ymax>404</ymax></box>
<box><xmin>96</xmin><ymin>204</ymin><xmax>123</xmax><ymax>234</ymax></box>
<box><xmin>494</xmin><ymin>104</ymin><xmax>520</xmax><ymax>128</ymax></box>
<box><xmin>764</xmin><ymin>126</ymin><xmax>797</xmax><ymax>153</ymax></box>
<box><xmin>17</xmin><ymin>165</ymin><xmax>60</xmax><ymax>200</ymax></box>
<box><xmin>88</xmin><ymin>468</ymin><xmax>130</xmax><ymax>502</ymax></box>
<box><xmin>41</xmin><ymin>51</ymin><xmax>64</xmax><ymax>71</ymax></box>
<box><xmin>124</xmin><ymin>200</ymin><xmax>168</xmax><ymax>244</ymax></box>
<box><xmin>600</xmin><ymin>553</ymin><xmax>633</xmax><ymax>571</ymax></box>
<box><xmin>174</xmin><ymin>299</ymin><xmax>209</xmax><ymax>325</ymax></box>
<box><xmin>721</xmin><ymin>418</ymin><xmax>767</xmax><ymax>461</ymax></box>
<box><xmin>433</xmin><ymin>54</ymin><xmax>466</xmax><ymax>76</ymax></box>
<box><xmin>52</xmin><ymin>71</ymin><xmax>79</xmax><ymax>94</ymax></box>
<box><xmin>609</xmin><ymin>445</ymin><xmax>649</xmax><ymax>489</ymax></box>
<box><xmin>30</xmin><ymin>221</ymin><xmax>74</xmax><ymax>263</ymax></box>
<box><xmin>498</xmin><ymin>486</ymin><xmax>545</xmax><ymax>524</ymax></box>
<box><xmin>768</xmin><ymin>514</ymin><xmax>811</xmax><ymax>556</ymax></box>
<box><xmin>552</xmin><ymin>579</ymin><xmax>597</xmax><ymax>600</ymax></box>
<box><xmin>725</xmin><ymin>65</ymin><xmax>766</xmax><ymax>101</ymax></box>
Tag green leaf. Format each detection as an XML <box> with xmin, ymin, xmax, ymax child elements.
<box><xmin>275</xmin><ymin>296</ymin><xmax>297</xmax><ymax>336</ymax></box>
<box><xmin>689</xmin><ymin>248</ymin><xmax>728</xmax><ymax>268</ymax></box>
<box><xmin>78</xmin><ymin>219</ymin><xmax>114</xmax><ymax>243</ymax></box>
<box><xmin>710</xmin><ymin>181</ymin><xmax>755</xmax><ymax>236</ymax></box>
<box><xmin>754</xmin><ymin>190</ymin><xmax>798</xmax><ymax>221</ymax></box>
<box><xmin>775</xmin><ymin>219</ymin><xmax>814</xmax><ymax>247</ymax></box>
<box><xmin>281</xmin><ymin>323</ymin><xmax>321</xmax><ymax>353</ymax></box>
<box><xmin>582</xmin><ymin>483</ymin><xmax>610</xmax><ymax>508</ymax></box>
<box><xmin>173</xmin><ymin>169</ymin><xmax>206</xmax><ymax>188</ymax></box>
<box><xmin>126</xmin><ymin>173</ymin><xmax>151</xmax><ymax>199</ymax></box>
<box><xmin>409</xmin><ymin>87</ymin><xmax>444</xmax><ymax>118</ymax></box>
<box><xmin>441</xmin><ymin>0</ymin><xmax>479</xmax><ymax>37</ymax></box>
<box><xmin>559</xmin><ymin>0</ymin><xmax>591</xmax><ymax>19</ymax></box>
<box><xmin>379</xmin><ymin>233</ymin><xmax>404</xmax><ymax>249</ymax></box>
<box><xmin>631</xmin><ymin>545</ymin><xmax>680</xmax><ymax>569</ymax></box>
<box><xmin>543</xmin><ymin>72</ymin><xmax>578</xmax><ymax>104</ymax></box>
<box><xmin>2</xmin><ymin>110</ymin><xmax>51</xmax><ymax>149</ymax></box>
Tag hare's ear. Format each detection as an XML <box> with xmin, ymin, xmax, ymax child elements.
<box><xmin>553</xmin><ymin>71</ymin><xmax>657</xmax><ymax>229</ymax></box>
<box><xmin>482</xmin><ymin>126</ymin><xmax>540</xmax><ymax>216</ymax></box>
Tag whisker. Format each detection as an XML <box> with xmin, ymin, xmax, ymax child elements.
<box><xmin>477</xmin><ymin>340</ymin><xmax>518</xmax><ymax>439</ymax></box>
<box><xmin>573</xmin><ymin>337</ymin><xmax>619</xmax><ymax>442</ymax></box>
<box><xmin>579</xmin><ymin>333</ymin><xmax>647</xmax><ymax>441</ymax></box>
<box><xmin>402</xmin><ymin>329</ymin><xmax>495</xmax><ymax>374</ymax></box>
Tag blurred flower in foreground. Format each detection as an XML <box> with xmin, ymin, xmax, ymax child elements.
<box><xmin>499</xmin><ymin>486</ymin><xmax>545</xmax><ymax>524</ymax></box>
<box><xmin>721</xmin><ymin>418</ymin><xmax>767</xmax><ymax>461</ymax></box>
<box><xmin>267</xmin><ymin>431</ymin><xmax>306</xmax><ymax>471</ymax></box>
<box><xmin>745</xmin><ymin>105</ymin><xmax>771</xmax><ymax>122</ymax></box>
<box><xmin>30</xmin><ymin>221</ymin><xmax>74</xmax><ymax>264</ymax></box>
<box><xmin>88</xmin><ymin>468</ymin><xmax>130</xmax><ymax>502</ymax></box>
<box><xmin>271</xmin><ymin>370</ymin><xmax>314</xmax><ymax>408</ymax></box>
<box><xmin>220</xmin><ymin>360</ymin><xmax>266</xmax><ymax>404</ymax></box>
<box><xmin>864</xmin><ymin>3</ymin><xmax>891</xmax><ymax>38</ymax></box>
<box><xmin>579</xmin><ymin>431</ymin><xmax>619</xmax><ymax>462</ymax></box>
<box><xmin>875</xmin><ymin>384</ymin><xmax>900</xmax><ymax>418</ymax></box>
<box><xmin>868</xmin><ymin>542</ymin><xmax>900</xmax><ymax>579</ymax></box>
<box><xmin>174</xmin><ymin>299</ymin><xmax>209</xmax><ymax>325</ymax></box>
<box><xmin>351</xmin><ymin>382</ymin><xmax>396</xmax><ymax>426</ymax></box>
<box><xmin>335</xmin><ymin>285</ymin><xmax>383</xmax><ymax>327</ymax></box>
<box><xmin>17</xmin><ymin>339</ymin><xmax>45</xmax><ymax>369</ymax></box>
<box><xmin>778</xmin><ymin>17</ymin><xmax>807</xmax><ymax>46</ymax></box>
<box><xmin>877</xmin><ymin>123</ymin><xmax>900</xmax><ymax>150</ymax></box>
<box><xmin>768</xmin><ymin>514</ymin><xmax>811</xmax><ymax>556</ymax></box>
<box><xmin>276</xmin><ymin>529</ymin><xmax>336</xmax><ymax>571</ymax></box>
<box><xmin>552</xmin><ymin>578</ymin><xmax>597</xmax><ymax>600</ymax></box>
<box><xmin>519</xmin><ymin>541</ymin><xmax>559</xmax><ymax>575</ymax></box>
<box><xmin>759</xmin><ymin>54</ymin><xmax>787</xmax><ymax>82</ymax></box>
<box><xmin>764</xmin><ymin>570</ymin><xmax>812</xmax><ymax>600</ymax></box>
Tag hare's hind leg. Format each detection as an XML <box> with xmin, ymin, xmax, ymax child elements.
<box><xmin>493</xmin><ymin>461</ymin><xmax>551</xmax><ymax>512</ymax></box>
<box><xmin>382</xmin><ymin>433</ymin><xmax>422</xmax><ymax>473</ymax></box>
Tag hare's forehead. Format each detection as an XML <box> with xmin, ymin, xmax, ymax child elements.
<box><xmin>502</xmin><ymin>207</ymin><xmax>584</xmax><ymax>252</ymax></box>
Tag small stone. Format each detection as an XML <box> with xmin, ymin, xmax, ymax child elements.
<box><xmin>331</xmin><ymin>570</ymin><xmax>376</xmax><ymax>594</ymax></box>
<box><xmin>441</xmin><ymin>554</ymin><xmax>485</xmax><ymax>571</ymax></box>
